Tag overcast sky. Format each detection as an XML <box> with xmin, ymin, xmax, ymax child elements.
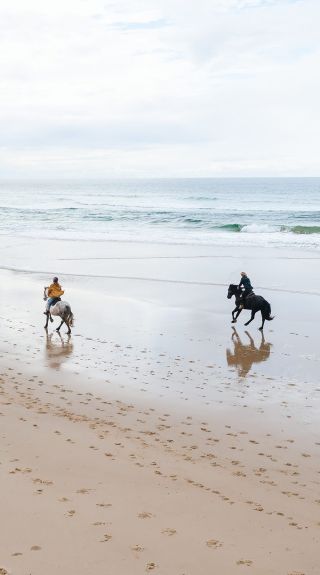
<box><xmin>0</xmin><ymin>0</ymin><xmax>319</xmax><ymax>178</ymax></box>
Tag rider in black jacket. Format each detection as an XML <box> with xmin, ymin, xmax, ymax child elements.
<box><xmin>239</xmin><ymin>272</ymin><xmax>253</xmax><ymax>308</ymax></box>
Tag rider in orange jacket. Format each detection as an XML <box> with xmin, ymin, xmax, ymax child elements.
<box><xmin>44</xmin><ymin>277</ymin><xmax>64</xmax><ymax>314</ymax></box>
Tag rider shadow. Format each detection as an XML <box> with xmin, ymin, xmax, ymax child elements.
<box><xmin>226</xmin><ymin>327</ymin><xmax>272</xmax><ymax>378</ymax></box>
<box><xmin>44</xmin><ymin>331</ymin><xmax>74</xmax><ymax>370</ymax></box>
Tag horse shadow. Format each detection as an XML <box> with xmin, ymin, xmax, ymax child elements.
<box><xmin>44</xmin><ymin>331</ymin><xmax>73</xmax><ymax>370</ymax></box>
<box><xmin>226</xmin><ymin>327</ymin><xmax>272</xmax><ymax>378</ymax></box>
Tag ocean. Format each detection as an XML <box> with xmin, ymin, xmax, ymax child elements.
<box><xmin>1</xmin><ymin>177</ymin><xmax>320</xmax><ymax>250</ymax></box>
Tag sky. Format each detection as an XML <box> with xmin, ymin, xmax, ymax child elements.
<box><xmin>0</xmin><ymin>0</ymin><xmax>319</xmax><ymax>178</ymax></box>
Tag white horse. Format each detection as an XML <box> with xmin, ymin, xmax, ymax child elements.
<box><xmin>43</xmin><ymin>287</ymin><xmax>74</xmax><ymax>334</ymax></box>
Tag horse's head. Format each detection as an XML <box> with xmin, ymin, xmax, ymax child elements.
<box><xmin>227</xmin><ymin>284</ymin><xmax>238</xmax><ymax>299</ymax></box>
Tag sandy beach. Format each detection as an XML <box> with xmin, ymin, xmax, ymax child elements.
<box><xmin>1</xmin><ymin>240</ymin><xmax>320</xmax><ymax>575</ymax></box>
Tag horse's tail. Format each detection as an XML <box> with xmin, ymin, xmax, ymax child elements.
<box><xmin>64</xmin><ymin>305</ymin><xmax>74</xmax><ymax>327</ymax></box>
<box><xmin>68</xmin><ymin>311</ymin><xmax>74</xmax><ymax>327</ymax></box>
<box><xmin>264</xmin><ymin>301</ymin><xmax>274</xmax><ymax>321</ymax></box>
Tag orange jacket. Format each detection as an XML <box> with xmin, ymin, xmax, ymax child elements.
<box><xmin>48</xmin><ymin>283</ymin><xmax>64</xmax><ymax>298</ymax></box>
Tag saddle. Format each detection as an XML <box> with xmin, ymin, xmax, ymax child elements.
<box><xmin>242</xmin><ymin>291</ymin><xmax>255</xmax><ymax>305</ymax></box>
<box><xmin>246</xmin><ymin>291</ymin><xmax>255</xmax><ymax>299</ymax></box>
<box><xmin>50</xmin><ymin>299</ymin><xmax>62</xmax><ymax>315</ymax></box>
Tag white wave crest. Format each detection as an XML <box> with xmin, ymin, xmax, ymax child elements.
<box><xmin>241</xmin><ymin>223</ymin><xmax>280</xmax><ymax>234</ymax></box>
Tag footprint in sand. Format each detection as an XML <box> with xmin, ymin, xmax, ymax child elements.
<box><xmin>33</xmin><ymin>478</ymin><xmax>53</xmax><ymax>486</ymax></box>
<box><xmin>146</xmin><ymin>563</ymin><xmax>156</xmax><ymax>571</ymax></box>
<box><xmin>66</xmin><ymin>510</ymin><xmax>76</xmax><ymax>517</ymax></box>
<box><xmin>131</xmin><ymin>544</ymin><xmax>144</xmax><ymax>552</ymax></box>
<box><xmin>138</xmin><ymin>512</ymin><xmax>153</xmax><ymax>519</ymax></box>
<box><xmin>236</xmin><ymin>559</ymin><xmax>253</xmax><ymax>566</ymax></box>
<box><xmin>161</xmin><ymin>528</ymin><xmax>177</xmax><ymax>536</ymax></box>
<box><xmin>92</xmin><ymin>522</ymin><xmax>106</xmax><ymax>526</ymax></box>
<box><xmin>0</xmin><ymin>569</ymin><xmax>8</xmax><ymax>574</ymax></box>
<box><xmin>206</xmin><ymin>539</ymin><xmax>222</xmax><ymax>549</ymax></box>
<box><xmin>100</xmin><ymin>533</ymin><xmax>112</xmax><ymax>542</ymax></box>
<box><xmin>30</xmin><ymin>545</ymin><xmax>42</xmax><ymax>551</ymax></box>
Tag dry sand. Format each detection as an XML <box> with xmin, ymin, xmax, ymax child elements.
<box><xmin>0</xmin><ymin>244</ymin><xmax>320</xmax><ymax>574</ymax></box>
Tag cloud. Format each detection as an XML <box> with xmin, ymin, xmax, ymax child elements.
<box><xmin>110</xmin><ymin>18</ymin><xmax>170</xmax><ymax>31</ymax></box>
<box><xmin>0</xmin><ymin>0</ymin><xmax>319</xmax><ymax>176</ymax></box>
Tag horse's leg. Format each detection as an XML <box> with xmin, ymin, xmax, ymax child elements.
<box><xmin>259</xmin><ymin>311</ymin><xmax>265</xmax><ymax>331</ymax></box>
<box><xmin>244</xmin><ymin>310</ymin><xmax>256</xmax><ymax>326</ymax></box>
<box><xmin>231</xmin><ymin>306</ymin><xmax>239</xmax><ymax>322</ymax></box>
<box><xmin>234</xmin><ymin>308</ymin><xmax>242</xmax><ymax>321</ymax></box>
<box><xmin>56</xmin><ymin>319</ymin><xmax>64</xmax><ymax>332</ymax></box>
<box><xmin>44</xmin><ymin>312</ymin><xmax>49</xmax><ymax>329</ymax></box>
<box><xmin>65</xmin><ymin>319</ymin><xmax>71</xmax><ymax>335</ymax></box>
<box><xmin>49</xmin><ymin>312</ymin><xmax>54</xmax><ymax>323</ymax></box>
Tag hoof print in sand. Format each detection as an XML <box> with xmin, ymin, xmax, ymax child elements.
<box><xmin>206</xmin><ymin>539</ymin><xmax>222</xmax><ymax>549</ymax></box>
<box><xmin>161</xmin><ymin>528</ymin><xmax>177</xmax><ymax>536</ymax></box>
<box><xmin>92</xmin><ymin>521</ymin><xmax>106</xmax><ymax>526</ymax></box>
<box><xmin>138</xmin><ymin>512</ymin><xmax>153</xmax><ymax>519</ymax></box>
<box><xmin>131</xmin><ymin>544</ymin><xmax>144</xmax><ymax>552</ymax></box>
<box><xmin>146</xmin><ymin>563</ymin><xmax>156</xmax><ymax>571</ymax></box>
<box><xmin>66</xmin><ymin>509</ymin><xmax>76</xmax><ymax>517</ymax></box>
<box><xmin>100</xmin><ymin>533</ymin><xmax>112</xmax><ymax>542</ymax></box>
<box><xmin>236</xmin><ymin>559</ymin><xmax>253</xmax><ymax>566</ymax></box>
<box><xmin>30</xmin><ymin>545</ymin><xmax>42</xmax><ymax>551</ymax></box>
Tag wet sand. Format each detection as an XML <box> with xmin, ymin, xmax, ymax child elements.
<box><xmin>1</xmin><ymin>242</ymin><xmax>320</xmax><ymax>575</ymax></box>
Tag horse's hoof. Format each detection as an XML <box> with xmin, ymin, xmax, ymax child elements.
<box><xmin>50</xmin><ymin>318</ymin><xmax>53</xmax><ymax>323</ymax></box>
<box><xmin>244</xmin><ymin>322</ymin><xmax>249</xmax><ymax>326</ymax></box>
<box><xmin>56</xmin><ymin>328</ymin><xmax>60</xmax><ymax>332</ymax></box>
<box><xmin>259</xmin><ymin>327</ymin><xmax>263</xmax><ymax>331</ymax></box>
<box><xmin>231</xmin><ymin>320</ymin><xmax>237</xmax><ymax>323</ymax></box>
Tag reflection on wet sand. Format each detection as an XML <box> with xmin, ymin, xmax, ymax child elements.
<box><xmin>45</xmin><ymin>331</ymin><xmax>73</xmax><ymax>370</ymax></box>
<box><xmin>226</xmin><ymin>327</ymin><xmax>272</xmax><ymax>378</ymax></box>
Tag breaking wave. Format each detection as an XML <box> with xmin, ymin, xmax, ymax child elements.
<box><xmin>215</xmin><ymin>223</ymin><xmax>320</xmax><ymax>235</ymax></box>
<box><xmin>0</xmin><ymin>177</ymin><xmax>320</xmax><ymax>249</ymax></box>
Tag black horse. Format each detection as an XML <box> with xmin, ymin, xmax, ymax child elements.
<box><xmin>227</xmin><ymin>284</ymin><xmax>274</xmax><ymax>331</ymax></box>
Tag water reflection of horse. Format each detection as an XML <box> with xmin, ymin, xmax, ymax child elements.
<box><xmin>45</xmin><ymin>331</ymin><xmax>74</xmax><ymax>370</ymax></box>
<box><xmin>226</xmin><ymin>327</ymin><xmax>272</xmax><ymax>378</ymax></box>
